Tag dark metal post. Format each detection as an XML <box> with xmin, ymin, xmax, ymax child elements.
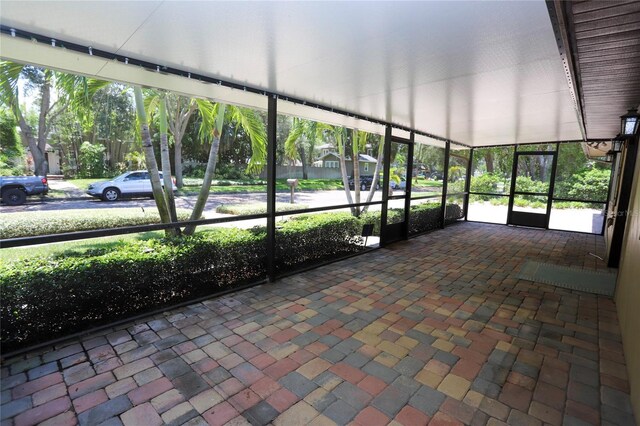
<box><xmin>441</xmin><ymin>142</ymin><xmax>450</xmax><ymax>228</ymax></box>
<box><xmin>463</xmin><ymin>147</ymin><xmax>473</xmax><ymax>220</ymax></box>
<box><xmin>266</xmin><ymin>95</ymin><xmax>277</xmax><ymax>281</ymax></box>
<box><xmin>380</xmin><ymin>126</ymin><xmax>392</xmax><ymax>246</ymax></box>
<box><xmin>404</xmin><ymin>132</ymin><xmax>415</xmax><ymax>239</ymax></box>
<box><xmin>545</xmin><ymin>144</ymin><xmax>560</xmax><ymax>229</ymax></box>
<box><xmin>507</xmin><ymin>146</ymin><xmax>520</xmax><ymax>224</ymax></box>
<box><xmin>608</xmin><ymin>135</ymin><xmax>639</xmax><ymax>267</ymax></box>
<box><xmin>601</xmin><ymin>157</ymin><xmax>616</xmax><ymax>236</ymax></box>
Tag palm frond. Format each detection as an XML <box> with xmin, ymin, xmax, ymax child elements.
<box><xmin>0</xmin><ymin>61</ymin><xmax>25</xmax><ymax>116</ymax></box>
<box><xmin>284</xmin><ymin>117</ymin><xmax>305</xmax><ymax>160</ymax></box>
<box><xmin>231</xmin><ymin>106</ymin><xmax>267</xmax><ymax>174</ymax></box>
<box><xmin>195</xmin><ymin>99</ymin><xmax>216</xmax><ymax>142</ymax></box>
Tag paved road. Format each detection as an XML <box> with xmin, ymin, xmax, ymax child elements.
<box><xmin>1</xmin><ymin>190</ymin><xmax>386</xmax><ymax>218</ymax></box>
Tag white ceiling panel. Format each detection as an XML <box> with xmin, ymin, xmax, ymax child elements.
<box><xmin>0</xmin><ymin>0</ymin><xmax>583</xmax><ymax>146</ymax></box>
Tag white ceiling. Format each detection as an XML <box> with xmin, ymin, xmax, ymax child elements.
<box><xmin>0</xmin><ymin>1</ymin><xmax>584</xmax><ymax>146</ymax></box>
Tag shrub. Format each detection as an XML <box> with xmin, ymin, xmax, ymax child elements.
<box><xmin>78</xmin><ymin>142</ymin><xmax>106</xmax><ymax>178</ymax></box>
<box><xmin>359</xmin><ymin>203</ymin><xmax>461</xmax><ymax>235</ymax></box>
<box><xmin>567</xmin><ymin>168</ymin><xmax>610</xmax><ymax>202</ymax></box>
<box><xmin>0</xmin><ymin>209</ymin><xmax>192</xmax><ymax>239</ymax></box>
<box><xmin>470</xmin><ymin>173</ymin><xmax>502</xmax><ymax>199</ymax></box>
<box><xmin>514</xmin><ymin>176</ymin><xmax>548</xmax><ymax>199</ymax></box>
<box><xmin>275</xmin><ymin>212</ymin><xmax>362</xmax><ymax>273</ymax></box>
<box><xmin>216</xmin><ymin>203</ymin><xmax>308</xmax><ymax>215</ymax></box>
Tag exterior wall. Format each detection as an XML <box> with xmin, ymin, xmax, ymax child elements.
<box><xmin>615</xmin><ymin>143</ymin><xmax>640</xmax><ymax>420</ymax></box>
<box><xmin>46</xmin><ymin>151</ymin><xmax>61</xmax><ymax>175</ymax></box>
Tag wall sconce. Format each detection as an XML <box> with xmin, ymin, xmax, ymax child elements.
<box><xmin>620</xmin><ymin>108</ymin><xmax>639</xmax><ymax>136</ymax></box>
<box><xmin>605</xmin><ymin>150</ymin><xmax>615</xmax><ymax>162</ymax></box>
<box><xmin>612</xmin><ymin>134</ymin><xmax>625</xmax><ymax>153</ymax></box>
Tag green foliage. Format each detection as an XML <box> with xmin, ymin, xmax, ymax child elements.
<box><xmin>447</xmin><ymin>180</ymin><xmax>465</xmax><ymax>193</ymax></box>
<box><xmin>77</xmin><ymin>141</ymin><xmax>106</xmax><ymax>178</ymax></box>
<box><xmin>216</xmin><ymin>203</ymin><xmax>308</xmax><ymax>215</ymax></box>
<box><xmin>275</xmin><ymin>212</ymin><xmax>362</xmax><ymax>273</ymax></box>
<box><xmin>565</xmin><ymin>168</ymin><xmax>610</xmax><ymax>202</ymax></box>
<box><xmin>514</xmin><ymin>176</ymin><xmax>548</xmax><ymax>200</ymax></box>
<box><xmin>0</xmin><ymin>108</ymin><xmax>25</xmax><ymax>175</ymax></box>
<box><xmin>0</xmin><ymin>209</ymin><xmax>192</xmax><ymax>239</ymax></box>
<box><xmin>360</xmin><ymin>203</ymin><xmax>461</xmax><ymax>235</ymax></box>
<box><xmin>470</xmin><ymin>173</ymin><xmax>502</xmax><ymax>198</ymax></box>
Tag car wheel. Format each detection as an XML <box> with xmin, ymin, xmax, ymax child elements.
<box><xmin>102</xmin><ymin>187</ymin><xmax>120</xmax><ymax>201</ymax></box>
<box><xmin>376</xmin><ymin>183</ymin><xmax>380</xmax><ymax>190</ymax></box>
<box><xmin>2</xmin><ymin>188</ymin><xmax>26</xmax><ymax>206</ymax></box>
<box><xmin>361</xmin><ymin>183</ymin><xmax>367</xmax><ymax>191</ymax></box>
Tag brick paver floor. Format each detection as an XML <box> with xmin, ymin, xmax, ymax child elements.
<box><xmin>1</xmin><ymin>222</ymin><xmax>636</xmax><ymax>425</ymax></box>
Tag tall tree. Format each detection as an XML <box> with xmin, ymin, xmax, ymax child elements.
<box><xmin>0</xmin><ymin>61</ymin><xmax>107</xmax><ymax>176</ymax></box>
<box><xmin>158</xmin><ymin>96</ymin><xmax>179</xmax><ymax>231</ymax></box>
<box><xmin>133</xmin><ymin>86</ymin><xmax>173</xmax><ymax>235</ymax></box>
<box><xmin>284</xmin><ymin>118</ymin><xmax>322</xmax><ymax>179</ymax></box>
<box><xmin>362</xmin><ymin>133</ymin><xmax>384</xmax><ymax>212</ymax></box>
<box><xmin>183</xmin><ymin>102</ymin><xmax>267</xmax><ymax>235</ymax></box>
<box><xmin>165</xmin><ymin>94</ymin><xmax>198</xmax><ymax>188</ymax></box>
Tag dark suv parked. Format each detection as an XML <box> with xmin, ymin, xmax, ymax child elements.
<box><xmin>347</xmin><ymin>175</ymin><xmax>380</xmax><ymax>191</ymax></box>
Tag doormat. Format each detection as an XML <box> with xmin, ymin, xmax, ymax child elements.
<box><xmin>516</xmin><ymin>260</ymin><xmax>616</xmax><ymax>296</ymax></box>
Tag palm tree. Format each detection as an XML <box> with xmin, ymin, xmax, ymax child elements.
<box><xmin>362</xmin><ymin>133</ymin><xmax>384</xmax><ymax>212</ymax></box>
<box><xmin>133</xmin><ymin>86</ymin><xmax>174</xmax><ymax>234</ymax></box>
<box><xmin>183</xmin><ymin>102</ymin><xmax>266</xmax><ymax>235</ymax></box>
<box><xmin>284</xmin><ymin>118</ymin><xmax>323</xmax><ymax>179</ymax></box>
<box><xmin>146</xmin><ymin>92</ymin><xmax>201</xmax><ymax>189</ymax></box>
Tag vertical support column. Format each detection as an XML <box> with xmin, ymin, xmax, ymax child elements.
<box><xmin>602</xmin><ymin>156</ymin><xmax>616</xmax><ymax>236</ymax></box>
<box><xmin>507</xmin><ymin>145</ymin><xmax>519</xmax><ymax>225</ymax></box>
<box><xmin>545</xmin><ymin>143</ymin><xmax>560</xmax><ymax>229</ymax></box>
<box><xmin>608</xmin><ymin>135</ymin><xmax>639</xmax><ymax>267</ymax></box>
<box><xmin>441</xmin><ymin>141</ymin><xmax>451</xmax><ymax>228</ymax></box>
<box><xmin>403</xmin><ymin>132</ymin><xmax>415</xmax><ymax>239</ymax></box>
<box><xmin>266</xmin><ymin>95</ymin><xmax>277</xmax><ymax>282</ymax></box>
<box><xmin>463</xmin><ymin>147</ymin><xmax>474</xmax><ymax>221</ymax></box>
<box><xmin>380</xmin><ymin>125</ymin><xmax>392</xmax><ymax>247</ymax></box>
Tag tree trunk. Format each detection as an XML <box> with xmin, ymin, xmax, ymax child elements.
<box><xmin>159</xmin><ymin>97</ymin><xmax>180</xmax><ymax>236</ymax></box>
<box><xmin>34</xmin><ymin>75</ymin><xmax>52</xmax><ymax>176</ymax></box>
<box><xmin>184</xmin><ymin>104</ymin><xmax>227</xmax><ymax>236</ymax></box>
<box><xmin>362</xmin><ymin>137</ymin><xmax>384</xmax><ymax>213</ymax></box>
<box><xmin>133</xmin><ymin>87</ymin><xmax>172</xmax><ymax>232</ymax></box>
<box><xmin>484</xmin><ymin>152</ymin><xmax>494</xmax><ymax>174</ymax></box>
<box><xmin>336</xmin><ymin>129</ymin><xmax>356</xmax><ymax>215</ymax></box>
<box><xmin>299</xmin><ymin>145</ymin><xmax>308</xmax><ymax>179</ymax></box>
<box><xmin>174</xmin><ymin>139</ymin><xmax>183</xmax><ymax>188</ymax></box>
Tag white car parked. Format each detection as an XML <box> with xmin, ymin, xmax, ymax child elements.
<box><xmin>87</xmin><ymin>171</ymin><xmax>177</xmax><ymax>201</ymax></box>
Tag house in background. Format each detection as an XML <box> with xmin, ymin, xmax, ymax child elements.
<box><xmin>314</xmin><ymin>152</ymin><xmax>378</xmax><ymax>176</ymax></box>
<box><xmin>25</xmin><ymin>144</ymin><xmax>62</xmax><ymax>175</ymax></box>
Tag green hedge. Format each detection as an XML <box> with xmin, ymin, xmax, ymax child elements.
<box><xmin>216</xmin><ymin>203</ymin><xmax>308</xmax><ymax>215</ymax></box>
<box><xmin>0</xmin><ymin>209</ymin><xmax>193</xmax><ymax>239</ymax></box>
<box><xmin>275</xmin><ymin>213</ymin><xmax>362</xmax><ymax>273</ymax></box>
<box><xmin>0</xmin><ymin>206</ymin><xmax>461</xmax><ymax>350</ymax></box>
<box><xmin>359</xmin><ymin>203</ymin><xmax>462</xmax><ymax>236</ymax></box>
